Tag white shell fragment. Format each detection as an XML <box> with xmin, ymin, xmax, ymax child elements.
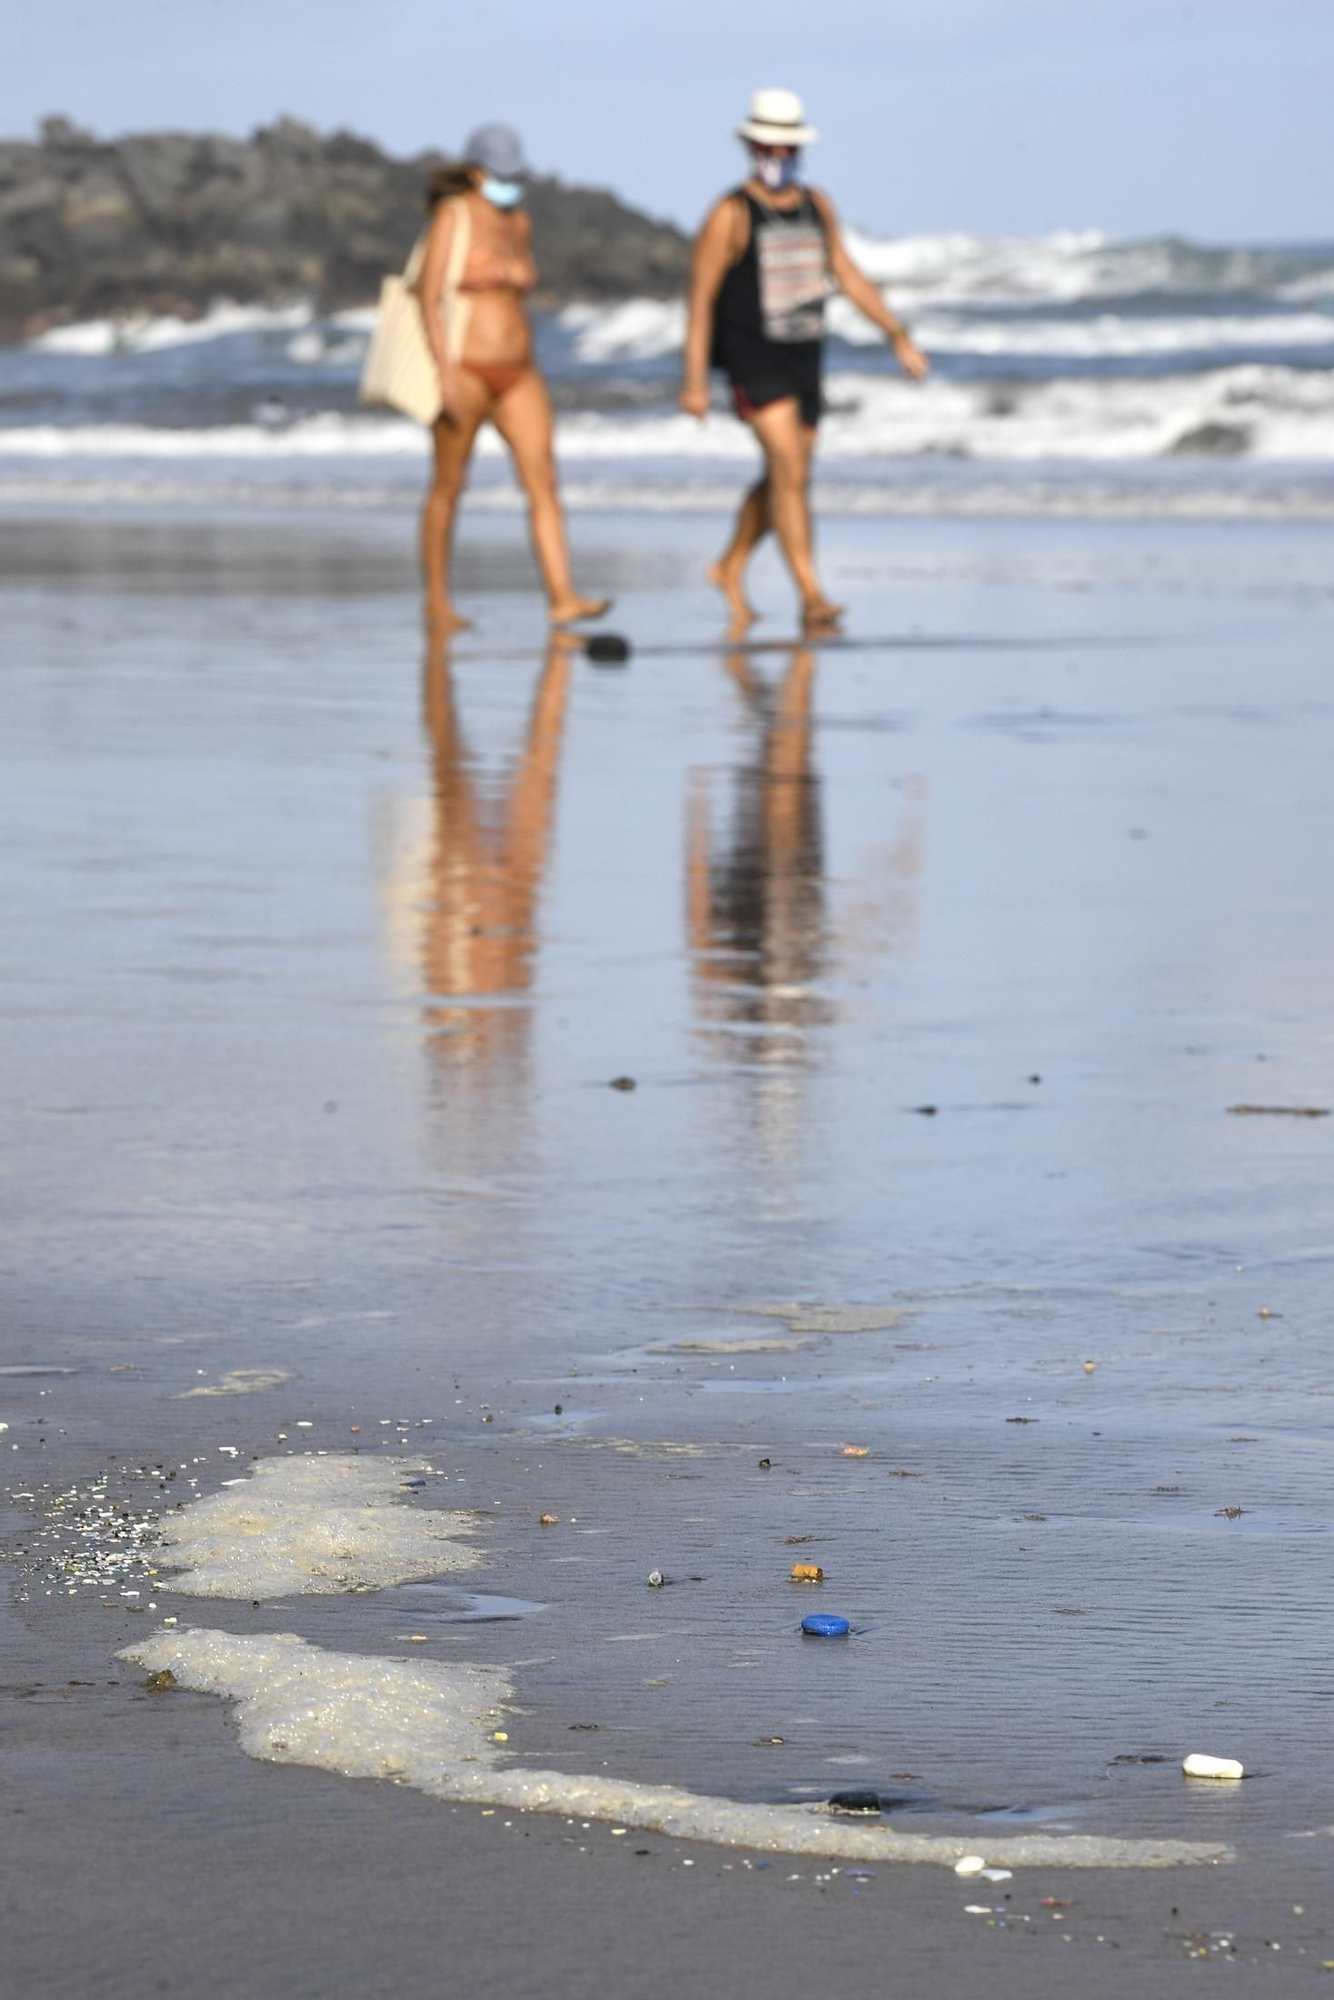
<box><xmin>954</xmin><ymin>1854</ymin><xmax>988</xmax><ymax>1875</ymax></box>
<box><xmin>1183</xmin><ymin>1753</ymin><xmax>1244</xmax><ymax>1780</ymax></box>
<box><xmin>980</xmin><ymin>1867</ymin><xmax>1014</xmax><ymax>1882</ymax></box>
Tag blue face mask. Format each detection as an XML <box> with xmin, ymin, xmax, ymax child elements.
<box><xmin>481</xmin><ymin>176</ymin><xmax>524</xmax><ymax>209</ymax></box>
<box><xmin>754</xmin><ymin>152</ymin><xmax>799</xmax><ymax>193</ymax></box>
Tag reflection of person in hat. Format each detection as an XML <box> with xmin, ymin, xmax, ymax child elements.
<box><xmin>681</xmin><ymin>89</ymin><xmax>928</xmax><ymax>633</ymax></box>
<box><xmin>416</xmin><ymin>124</ymin><xmax>610</xmax><ymax>633</ymax></box>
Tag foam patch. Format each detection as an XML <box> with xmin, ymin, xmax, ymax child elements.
<box><xmin>725</xmin><ymin>1303</ymin><xmax>916</xmax><ymax>1335</ymax></box>
<box><xmin>177</xmin><ymin>1368</ymin><xmax>294</xmax><ymax>1397</ymax></box>
<box><xmin>154</xmin><ymin>1456</ymin><xmax>479</xmax><ymax>1599</ymax></box>
<box><xmin>656</xmin><ymin>1337</ymin><xmax>818</xmax><ymax>1355</ymax></box>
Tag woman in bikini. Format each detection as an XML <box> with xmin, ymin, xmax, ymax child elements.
<box><xmin>681</xmin><ymin>89</ymin><xmax>929</xmax><ymax>633</ymax></box>
<box><xmin>416</xmin><ymin>124</ymin><xmax>608</xmax><ymax>634</ymax></box>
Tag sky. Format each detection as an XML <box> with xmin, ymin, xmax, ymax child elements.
<box><xmin>6</xmin><ymin>0</ymin><xmax>1332</xmax><ymax>242</ymax></box>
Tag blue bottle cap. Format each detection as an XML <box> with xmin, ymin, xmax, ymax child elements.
<box><xmin>801</xmin><ymin>1613</ymin><xmax>851</xmax><ymax>1637</ymax></box>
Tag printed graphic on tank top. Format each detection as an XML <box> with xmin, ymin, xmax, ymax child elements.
<box><xmin>755</xmin><ymin>195</ymin><xmax>831</xmax><ymax>343</ymax></box>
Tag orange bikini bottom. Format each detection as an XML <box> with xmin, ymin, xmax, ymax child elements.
<box><xmin>460</xmin><ymin>359</ymin><xmax>532</xmax><ymax>397</ymax></box>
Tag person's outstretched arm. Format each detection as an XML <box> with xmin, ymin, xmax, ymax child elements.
<box><xmin>681</xmin><ymin>198</ymin><xmax>740</xmax><ymax>418</ymax></box>
<box><xmin>810</xmin><ymin>190</ymin><xmax>929</xmax><ymax>381</ymax></box>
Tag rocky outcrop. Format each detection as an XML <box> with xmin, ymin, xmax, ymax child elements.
<box><xmin>0</xmin><ymin>116</ymin><xmax>690</xmax><ymax>335</ymax></box>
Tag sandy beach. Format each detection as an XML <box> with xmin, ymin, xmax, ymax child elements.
<box><xmin>4</xmin><ymin>503</ymin><xmax>1334</xmax><ymax>1993</ymax></box>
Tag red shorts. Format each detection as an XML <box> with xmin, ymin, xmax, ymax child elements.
<box><xmin>731</xmin><ymin>380</ymin><xmax>822</xmax><ymax>430</ymax></box>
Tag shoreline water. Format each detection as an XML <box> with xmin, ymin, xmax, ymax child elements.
<box><xmin>4</xmin><ymin>505</ymin><xmax>1333</xmax><ymax>1991</ymax></box>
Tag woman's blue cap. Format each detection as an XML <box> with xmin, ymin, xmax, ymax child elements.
<box><xmin>801</xmin><ymin>1613</ymin><xmax>851</xmax><ymax>1637</ymax></box>
<box><xmin>462</xmin><ymin>124</ymin><xmax>529</xmax><ymax>180</ymax></box>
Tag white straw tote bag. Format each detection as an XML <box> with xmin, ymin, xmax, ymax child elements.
<box><xmin>359</xmin><ymin>199</ymin><xmax>472</xmax><ymax>425</ymax></box>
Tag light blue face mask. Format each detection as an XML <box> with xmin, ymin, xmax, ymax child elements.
<box><xmin>481</xmin><ymin>176</ymin><xmax>524</xmax><ymax>209</ymax></box>
<box><xmin>754</xmin><ymin>151</ymin><xmax>799</xmax><ymax>193</ymax></box>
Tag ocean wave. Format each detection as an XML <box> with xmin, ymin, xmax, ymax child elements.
<box><xmin>27</xmin><ymin>231</ymin><xmax>1334</xmax><ymax>369</ymax></box>
<box><xmin>838</xmin><ymin>227</ymin><xmax>1334</xmax><ymax>309</ymax></box>
<box><xmin>2</xmin><ymin>364</ymin><xmax>1332</xmax><ymax>470</ymax></box>
<box><xmin>0</xmin><ymin>414</ymin><xmax>430</xmax><ymax>457</ymax></box>
<box><xmin>907</xmin><ymin>311</ymin><xmax>1334</xmax><ymax>361</ymax></box>
<box><xmin>557</xmin><ymin>296</ymin><xmax>1334</xmax><ymax>364</ymax></box>
<box><xmin>550</xmin><ymin>363</ymin><xmax>1334</xmax><ymax>464</ymax></box>
<box><xmin>32</xmin><ymin>299</ymin><xmax>317</xmax><ymax>357</ymax></box>
<box><xmin>559</xmin><ymin>298</ymin><xmax>684</xmax><ymax>362</ymax></box>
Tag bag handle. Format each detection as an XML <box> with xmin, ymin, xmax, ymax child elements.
<box><xmin>404</xmin><ymin>198</ymin><xmax>474</xmax><ymax>363</ymax></box>
<box><xmin>442</xmin><ymin>199</ymin><xmax>473</xmax><ymax>363</ymax></box>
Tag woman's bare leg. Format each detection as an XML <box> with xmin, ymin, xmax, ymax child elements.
<box><xmin>489</xmin><ymin>371</ymin><xmax>609</xmax><ymax>624</ymax></box>
<box><xmin>745</xmin><ymin>399</ymin><xmax>840</xmax><ymax>630</ymax></box>
<box><xmin>708</xmin><ymin>476</ymin><xmax>770</xmax><ymax>630</ymax></box>
<box><xmin>421</xmin><ymin>376</ymin><xmax>490</xmax><ymax>633</ymax></box>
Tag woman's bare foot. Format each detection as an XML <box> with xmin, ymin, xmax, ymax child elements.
<box><xmin>426</xmin><ymin>597</ymin><xmax>473</xmax><ymax>636</ymax></box>
<box><xmin>548</xmin><ymin>593</ymin><xmax>612</xmax><ymax>626</ymax></box>
<box><xmin>801</xmin><ymin>595</ymin><xmax>844</xmax><ymax>634</ymax></box>
<box><xmin>707</xmin><ymin>558</ymin><xmax>756</xmax><ymax>629</ymax></box>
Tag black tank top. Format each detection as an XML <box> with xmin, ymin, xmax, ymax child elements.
<box><xmin>712</xmin><ymin>188</ymin><xmax>831</xmax><ymax>372</ymax></box>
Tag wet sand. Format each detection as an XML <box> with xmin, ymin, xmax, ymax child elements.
<box><xmin>4</xmin><ymin>506</ymin><xmax>1334</xmax><ymax>1991</ymax></box>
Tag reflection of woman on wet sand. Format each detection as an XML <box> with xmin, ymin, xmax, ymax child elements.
<box><xmin>419</xmin><ymin>631</ymin><xmax>576</xmax><ymax>1068</ymax></box>
<box><xmin>416</xmin><ymin>124</ymin><xmax>609</xmax><ymax>634</ymax></box>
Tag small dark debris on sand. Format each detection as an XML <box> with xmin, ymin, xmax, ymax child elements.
<box><xmin>1227</xmin><ymin>1103</ymin><xmax>1329</xmax><ymax>1118</ymax></box>
<box><xmin>829</xmin><ymin>1790</ymin><xmax>883</xmax><ymax>1815</ymax></box>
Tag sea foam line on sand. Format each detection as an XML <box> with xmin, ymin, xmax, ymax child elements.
<box><xmin>152</xmin><ymin>1455</ymin><xmax>479</xmax><ymax>1599</ymax></box>
<box><xmin>120</xmin><ymin>1628</ymin><xmax>1231</xmax><ymax>1871</ymax></box>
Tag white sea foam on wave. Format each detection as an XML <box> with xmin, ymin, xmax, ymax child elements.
<box><xmin>560</xmin><ymin>298</ymin><xmax>685</xmax><ymax>362</ymax></box>
<box><xmin>552</xmin><ymin>364</ymin><xmax>1334</xmax><ymax>463</ymax></box>
<box><xmin>32</xmin><ymin>299</ymin><xmax>316</xmax><ymax>357</ymax></box>
<box><xmin>810</xmin><ymin>362</ymin><xmax>1334</xmax><ymax>462</ymax></box>
<box><xmin>561</xmin><ymin>228</ymin><xmax>1213</xmax><ymax>327</ymax></box>
<box><xmin>121</xmin><ymin>1627</ymin><xmax>1231</xmax><ymax>1870</ymax></box>
<box><xmin>833</xmin><ymin>308</ymin><xmax>1334</xmax><ymax>358</ymax></box>
<box><xmin>839</xmin><ymin>227</ymin><xmax>1322</xmax><ymax>308</ymax></box>
<box><xmin>560</xmin><ymin>295</ymin><xmax>1334</xmax><ymax>363</ymax></box>
<box><xmin>4</xmin><ymin>363</ymin><xmax>1334</xmax><ymax>467</ymax></box>
<box><xmin>0</xmin><ymin>415</ymin><xmax>430</xmax><ymax>457</ymax></box>
<box><xmin>570</xmin><ymin>363</ymin><xmax>1334</xmax><ymax>463</ymax></box>
<box><xmin>1277</xmin><ymin>271</ymin><xmax>1334</xmax><ymax>305</ymax></box>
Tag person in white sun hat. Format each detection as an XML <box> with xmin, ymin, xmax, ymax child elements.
<box><xmin>682</xmin><ymin>87</ymin><xmax>928</xmax><ymax>631</ymax></box>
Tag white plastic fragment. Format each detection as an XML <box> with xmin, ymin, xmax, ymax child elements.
<box><xmin>954</xmin><ymin>1854</ymin><xmax>988</xmax><ymax>1875</ymax></box>
<box><xmin>1183</xmin><ymin>1752</ymin><xmax>1244</xmax><ymax>1780</ymax></box>
<box><xmin>980</xmin><ymin>1867</ymin><xmax>1013</xmax><ymax>1882</ymax></box>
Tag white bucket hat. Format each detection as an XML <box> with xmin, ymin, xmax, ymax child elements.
<box><xmin>736</xmin><ymin>87</ymin><xmax>818</xmax><ymax>148</ymax></box>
